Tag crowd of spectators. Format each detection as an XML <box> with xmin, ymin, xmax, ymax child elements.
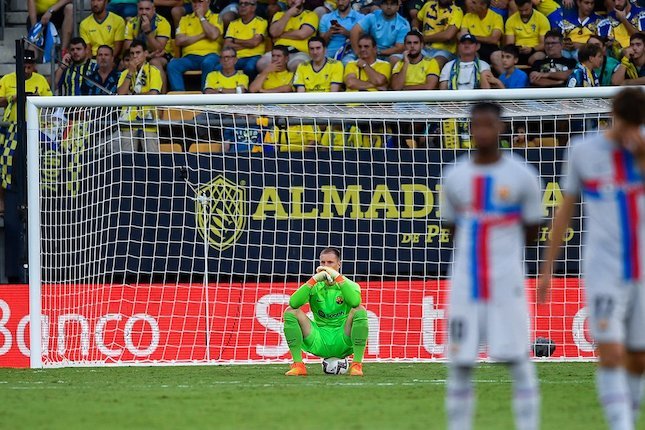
<box><xmin>21</xmin><ymin>0</ymin><xmax>645</xmax><ymax>98</ymax></box>
<box><xmin>1</xmin><ymin>0</ymin><xmax>643</xmax><ymax>154</ymax></box>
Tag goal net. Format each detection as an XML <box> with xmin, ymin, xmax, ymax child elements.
<box><xmin>25</xmin><ymin>88</ymin><xmax>616</xmax><ymax>368</ymax></box>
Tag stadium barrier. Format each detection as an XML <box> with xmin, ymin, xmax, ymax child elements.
<box><xmin>0</xmin><ymin>278</ymin><xmax>593</xmax><ymax>368</ymax></box>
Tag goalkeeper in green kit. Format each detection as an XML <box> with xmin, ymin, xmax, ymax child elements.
<box><xmin>283</xmin><ymin>247</ymin><xmax>368</xmax><ymax>376</ymax></box>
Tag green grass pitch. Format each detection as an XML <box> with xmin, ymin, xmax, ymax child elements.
<box><xmin>1</xmin><ymin>362</ymin><xmax>641</xmax><ymax>430</ymax></box>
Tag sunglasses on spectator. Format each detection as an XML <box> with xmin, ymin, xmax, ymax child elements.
<box><xmin>191</xmin><ymin>0</ymin><xmax>207</xmax><ymax>3</ymax></box>
<box><xmin>239</xmin><ymin>1</ymin><xmax>256</xmax><ymax>5</ymax></box>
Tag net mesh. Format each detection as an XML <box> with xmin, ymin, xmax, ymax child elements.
<box><xmin>32</xmin><ymin>96</ymin><xmax>612</xmax><ymax>366</ymax></box>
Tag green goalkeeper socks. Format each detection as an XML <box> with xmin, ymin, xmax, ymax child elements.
<box><xmin>351</xmin><ymin>309</ymin><xmax>369</xmax><ymax>363</ymax></box>
<box><xmin>283</xmin><ymin>312</ymin><xmax>304</xmax><ymax>363</ymax></box>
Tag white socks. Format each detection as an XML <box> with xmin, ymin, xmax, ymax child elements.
<box><xmin>626</xmin><ymin>372</ymin><xmax>644</xmax><ymax>423</ymax></box>
<box><xmin>446</xmin><ymin>365</ymin><xmax>474</xmax><ymax>430</ymax></box>
<box><xmin>510</xmin><ymin>360</ymin><xmax>540</xmax><ymax>430</ymax></box>
<box><xmin>597</xmin><ymin>367</ymin><xmax>633</xmax><ymax>430</ymax></box>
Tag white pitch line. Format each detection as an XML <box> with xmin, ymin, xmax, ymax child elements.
<box><xmin>0</xmin><ymin>378</ymin><xmax>592</xmax><ymax>390</ymax></box>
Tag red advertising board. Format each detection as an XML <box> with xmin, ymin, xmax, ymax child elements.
<box><xmin>0</xmin><ymin>279</ymin><xmax>594</xmax><ymax>368</ymax></box>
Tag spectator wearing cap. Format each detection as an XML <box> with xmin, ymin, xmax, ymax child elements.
<box><xmin>558</xmin><ymin>0</ymin><xmax>602</xmax><ymax>59</ymax></box>
<box><xmin>439</xmin><ymin>33</ymin><xmax>494</xmax><ymax>89</ymax></box>
<box><xmin>319</xmin><ymin>0</ymin><xmax>362</xmax><ymax>62</ymax></box>
<box><xmin>529</xmin><ymin>30</ymin><xmax>577</xmax><ymax>86</ymax></box>
<box><xmin>391</xmin><ymin>30</ymin><xmax>440</xmax><ymax>90</ymax></box>
<box><xmin>416</xmin><ymin>0</ymin><xmax>463</xmax><ymax>69</ymax></box>
<box><xmin>459</xmin><ymin>0</ymin><xmax>503</xmax><ymax>64</ymax></box>
<box><xmin>224</xmin><ymin>0</ymin><xmax>267</xmax><ymax>80</ymax></box>
<box><xmin>349</xmin><ymin>0</ymin><xmax>411</xmax><ymax>64</ymax></box>
<box><xmin>586</xmin><ymin>35</ymin><xmax>622</xmax><ymax>86</ymax></box>
<box><xmin>0</xmin><ymin>50</ymin><xmax>52</xmax><ymax>207</ymax></box>
<box><xmin>167</xmin><ymin>0</ymin><xmax>224</xmax><ymax>91</ymax></box>
<box><xmin>55</xmin><ymin>37</ymin><xmax>98</xmax><ymax>96</ymax></box>
<box><xmin>27</xmin><ymin>0</ymin><xmax>74</xmax><ymax>53</ymax></box>
<box><xmin>257</xmin><ymin>0</ymin><xmax>319</xmax><ymax>73</ymax></box>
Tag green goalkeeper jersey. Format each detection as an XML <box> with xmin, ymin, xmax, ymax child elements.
<box><xmin>289</xmin><ymin>277</ymin><xmax>362</xmax><ymax>328</ymax></box>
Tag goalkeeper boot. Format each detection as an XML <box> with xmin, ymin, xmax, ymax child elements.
<box><xmin>349</xmin><ymin>362</ymin><xmax>363</xmax><ymax>377</ymax></box>
<box><xmin>285</xmin><ymin>362</ymin><xmax>307</xmax><ymax>376</ymax></box>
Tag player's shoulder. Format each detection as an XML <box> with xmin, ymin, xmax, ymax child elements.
<box><xmin>442</xmin><ymin>154</ymin><xmax>472</xmax><ymax>182</ymax></box>
<box><xmin>502</xmin><ymin>152</ymin><xmax>540</xmax><ymax>179</ymax></box>
<box><xmin>569</xmin><ymin>132</ymin><xmax>612</xmax><ymax>157</ymax></box>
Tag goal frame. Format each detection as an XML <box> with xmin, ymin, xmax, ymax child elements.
<box><xmin>26</xmin><ymin>86</ymin><xmax>622</xmax><ymax>368</ymax></box>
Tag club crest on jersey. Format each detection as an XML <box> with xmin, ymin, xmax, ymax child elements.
<box><xmin>336</xmin><ymin>296</ymin><xmax>344</xmax><ymax>305</ymax></box>
<box><xmin>196</xmin><ymin>175</ymin><xmax>247</xmax><ymax>251</ymax></box>
<box><xmin>498</xmin><ymin>186</ymin><xmax>511</xmax><ymax>201</ymax></box>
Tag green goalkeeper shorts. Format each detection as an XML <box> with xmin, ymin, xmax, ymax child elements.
<box><xmin>302</xmin><ymin>320</ymin><xmax>353</xmax><ymax>359</ymax></box>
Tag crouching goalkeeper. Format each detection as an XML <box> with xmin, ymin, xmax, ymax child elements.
<box><xmin>283</xmin><ymin>247</ymin><xmax>368</xmax><ymax>376</ymax></box>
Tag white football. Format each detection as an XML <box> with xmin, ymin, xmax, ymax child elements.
<box><xmin>322</xmin><ymin>357</ymin><xmax>349</xmax><ymax>375</ymax></box>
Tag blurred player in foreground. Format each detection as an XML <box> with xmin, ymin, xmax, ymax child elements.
<box><xmin>282</xmin><ymin>247</ymin><xmax>368</xmax><ymax>376</ymax></box>
<box><xmin>441</xmin><ymin>102</ymin><xmax>543</xmax><ymax>430</ymax></box>
<box><xmin>539</xmin><ymin>87</ymin><xmax>645</xmax><ymax>430</ymax></box>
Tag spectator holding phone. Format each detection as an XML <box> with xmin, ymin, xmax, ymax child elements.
<box><xmin>319</xmin><ymin>0</ymin><xmax>362</xmax><ymax>62</ymax></box>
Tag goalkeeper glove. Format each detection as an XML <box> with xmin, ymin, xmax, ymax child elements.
<box><xmin>317</xmin><ymin>266</ymin><xmax>341</xmax><ymax>282</ymax></box>
<box><xmin>312</xmin><ymin>271</ymin><xmax>333</xmax><ymax>284</ymax></box>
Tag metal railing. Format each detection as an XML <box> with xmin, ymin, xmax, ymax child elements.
<box><xmin>1</xmin><ymin>0</ymin><xmax>6</xmax><ymax>41</ymax></box>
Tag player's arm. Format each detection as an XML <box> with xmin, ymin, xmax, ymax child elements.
<box><xmin>317</xmin><ymin>266</ymin><xmax>361</xmax><ymax>307</ymax></box>
<box><xmin>440</xmin><ymin>171</ymin><xmax>457</xmax><ymax>237</ymax></box>
<box><xmin>522</xmin><ymin>168</ymin><xmax>545</xmax><ymax>244</ymax></box>
<box><xmin>537</xmin><ymin>193</ymin><xmax>577</xmax><ymax>302</ymax></box>
<box><xmin>338</xmin><ymin>278</ymin><xmax>361</xmax><ymax>308</ymax></box>
<box><xmin>525</xmin><ymin>224</ymin><xmax>541</xmax><ymax>243</ymax></box>
<box><xmin>289</xmin><ymin>271</ymin><xmax>330</xmax><ymax>308</ymax></box>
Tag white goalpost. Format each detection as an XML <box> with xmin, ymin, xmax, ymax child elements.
<box><xmin>25</xmin><ymin>87</ymin><xmax>619</xmax><ymax>368</ymax></box>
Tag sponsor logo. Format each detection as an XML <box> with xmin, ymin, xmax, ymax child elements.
<box><xmin>196</xmin><ymin>175</ymin><xmax>247</xmax><ymax>251</ymax></box>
